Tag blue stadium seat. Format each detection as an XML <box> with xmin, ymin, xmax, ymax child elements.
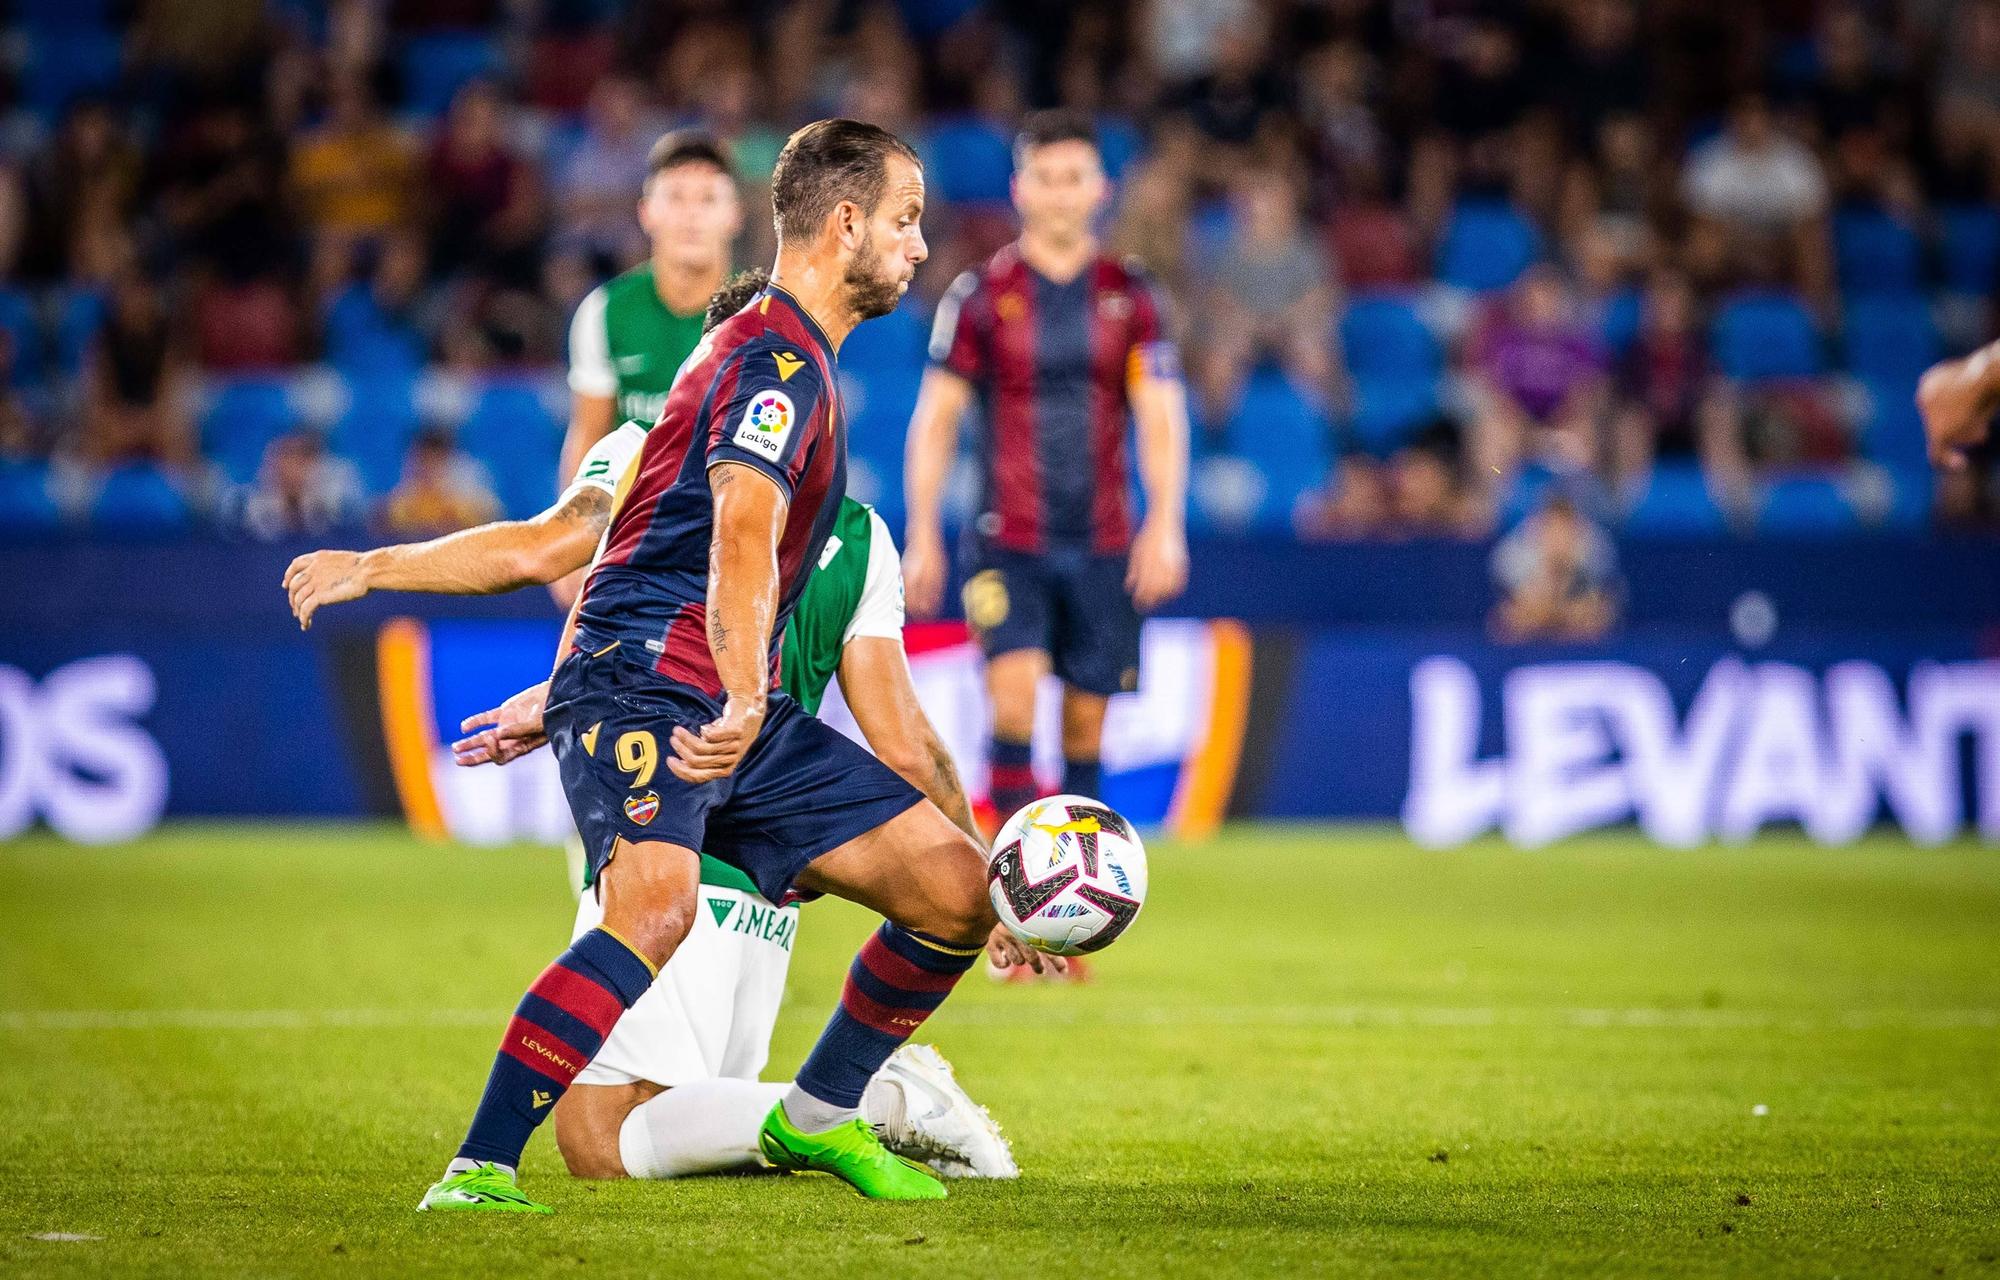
<box><xmin>1841</xmin><ymin>295</ymin><xmax>1939</xmax><ymax>382</ymax></box>
<box><xmin>1221</xmin><ymin>369</ymin><xmax>1330</xmax><ymax>529</ymax></box>
<box><xmin>1621</xmin><ymin>462</ymin><xmax>1732</xmax><ymax>537</ymax></box>
<box><xmin>1833</xmin><ymin>208</ymin><xmax>1923</xmax><ymax>296</ymax></box>
<box><xmin>203</xmin><ymin>378</ymin><xmax>298</xmax><ymax>485</ymax></box>
<box><xmin>324</xmin><ymin>286</ymin><xmax>426</xmax><ymax>380</ymax></box>
<box><xmin>90</xmin><ymin>464</ymin><xmax>194</xmax><ymax>534</ymax></box>
<box><xmin>1756</xmin><ymin>474</ymin><xmax>1859</xmax><ymax>535</ymax></box>
<box><xmin>840</xmin><ymin>305</ymin><xmax>928</xmax><ymax>527</ymax></box>
<box><xmin>1712</xmin><ymin>292</ymin><xmax>1823</xmax><ymax>380</ymax></box>
<box><xmin>1096</xmin><ymin>115</ymin><xmax>1143</xmax><ymax>180</ymax></box>
<box><xmin>1857</xmin><ymin>376</ymin><xmax>1930</xmax><ymax>469</ymax></box>
<box><xmin>0</xmin><ymin>462</ymin><xmax>62</xmax><ymax>533</ymax></box>
<box><xmin>458</xmin><ymin>378</ymin><xmax>562</xmax><ymax>518</ymax></box>
<box><xmin>53</xmin><ymin>287</ymin><xmax>105</xmax><ymax>377</ymax></box>
<box><xmin>1340</xmin><ymin>293</ymin><xmax>1442</xmax><ymax>452</ymax></box>
<box><xmin>398</xmin><ymin>33</ymin><xmax>504</xmax><ymax>118</ymax></box>
<box><xmin>22</xmin><ymin>31</ymin><xmax>122</xmax><ymax>117</ymax></box>
<box><xmin>1497</xmin><ymin>464</ymin><xmax>1562</xmax><ymax>530</ymax></box>
<box><xmin>330</xmin><ymin>369</ymin><xmax>422</xmax><ymax>495</ymax></box>
<box><xmin>1597</xmin><ymin>290</ymin><xmax>1642</xmax><ymax>356</ymax></box>
<box><xmin>919</xmin><ymin>118</ymin><xmax>1014</xmax><ymax>206</ymax></box>
<box><xmin>1941</xmin><ymin>205</ymin><xmax>2000</xmax><ymax>296</ymax></box>
<box><xmin>0</xmin><ymin>288</ymin><xmax>45</xmax><ymax>387</ymax></box>
<box><xmin>1435</xmin><ymin>200</ymin><xmax>1541</xmax><ymax>293</ymax></box>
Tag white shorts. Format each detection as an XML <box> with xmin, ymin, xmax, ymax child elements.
<box><xmin>570</xmin><ymin>883</ymin><xmax>799</xmax><ymax>1088</ymax></box>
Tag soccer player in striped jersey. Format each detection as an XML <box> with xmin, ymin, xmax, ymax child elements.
<box><xmin>284</xmin><ymin>269</ymin><xmax>1048</xmax><ymax>1191</ymax></box>
<box><xmin>416</xmin><ymin>119</ymin><xmax>1002</xmax><ymax>1211</ymax></box>
<box><xmin>552</xmin><ymin>129</ymin><xmax>740</xmax><ymax>607</ymax></box>
<box><xmin>902</xmin><ymin>109</ymin><xmax>1191</xmax><ymax>827</ymax></box>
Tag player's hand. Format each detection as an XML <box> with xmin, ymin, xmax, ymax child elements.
<box><xmin>1126</xmin><ymin>516</ymin><xmax>1188</xmax><ymax>612</ymax></box>
<box><xmin>452</xmin><ymin>681</ymin><xmax>550</xmax><ymax>766</ymax></box>
<box><xmin>985</xmin><ymin>923</ymin><xmax>1068</xmax><ymax>976</ymax></box>
<box><xmin>1917</xmin><ymin>355</ymin><xmax>1996</xmax><ymax>471</ymax></box>
<box><xmin>901</xmin><ymin>527</ymin><xmax>948</xmax><ymax>618</ymax></box>
<box><xmin>668</xmin><ymin>694</ymin><xmax>765</xmax><ymax>784</ymax></box>
<box><xmin>283</xmin><ymin>549</ymin><xmax>371</xmax><ymax>630</ymax></box>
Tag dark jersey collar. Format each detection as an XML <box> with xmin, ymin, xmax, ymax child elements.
<box><xmin>760</xmin><ymin>283</ymin><xmax>837</xmax><ymax>361</ymax></box>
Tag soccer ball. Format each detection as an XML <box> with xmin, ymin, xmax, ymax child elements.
<box><xmin>987</xmin><ymin>794</ymin><xmax>1148</xmax><ymax>955</ymax></box>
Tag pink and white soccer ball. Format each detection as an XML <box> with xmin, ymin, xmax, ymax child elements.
<box><xmin>987</xmin><ymin>794</ymin><xmax>1148</xmax><ymax>956</ymax></box>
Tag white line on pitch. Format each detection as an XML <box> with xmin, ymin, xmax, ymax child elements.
<box><xmin>0</xmin><ymin>1007</ymin><xmax>1994</xmax><ymax>1032</ymax></box>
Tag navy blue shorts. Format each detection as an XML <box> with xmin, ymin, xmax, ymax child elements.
<box><xmin>959</xmin><ymin>543</ymin><xmax>1142</xmax><ymax>696</ymax></box>
<box><xmin>545</xmin><ymin>643</ymin><xmax>923</xmax><ymax>903</ymax></box>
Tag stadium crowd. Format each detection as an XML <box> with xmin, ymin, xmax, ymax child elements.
<box><xmin>0</xmin><ymin>0</ymin><xmax>1996</xmax><ymax>540</ymax></box>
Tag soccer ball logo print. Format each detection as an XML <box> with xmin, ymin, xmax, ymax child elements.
<box><xmin>747</xmin><ymin>393</ymin><xmax>792</xmax><ymax>434</ymax></box>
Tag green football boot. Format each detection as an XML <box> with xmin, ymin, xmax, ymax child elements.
<box><xmin>758</xmin><ymin>1103</ymin><xmax>947</xmax><ymax>1200</ymax></box>
<box><xmin>416</xmin><ymin>1163</ymin><xmax>553</xmax><ymax>1215</ymax></box>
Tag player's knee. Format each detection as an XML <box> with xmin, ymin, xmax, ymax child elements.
<box><xmin>617</xmin><ymin>897</ymin><xmax>694</xmax><ymax>971</ymax></box>
<box><xmin>927</xmin><ymin>837</ymin><xmax>997</xmax><ymax>946</ymax></box>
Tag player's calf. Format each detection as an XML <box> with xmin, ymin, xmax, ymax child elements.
<box><xmin>552</xmin><ymin>1081</ymin><xmax>658</xmax><ymax>1179</ymax></box>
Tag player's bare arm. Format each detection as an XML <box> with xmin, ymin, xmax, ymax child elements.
<box><xmin>1127</xmin><ymin>358</ymin><xmax>1191</xmax><ymax>611</ymax></box>
<box><xmin>901</xmin><ymin>367</ymin><xmax>973</xmax><ymax>617</ymax></box>
<box><xmin>1916</xmin><ymin>341</ymin><xmax>2000</xmax><ymax>469</ymax></box>
<box><xmin>283</xmin><ymin>486</ymin><xmax>612</xmax><ymax>629</ymax></box>
<box><xmin>668</xmin><ymin>461</ymin><xmax>783</xmax><ymax>783</ymax></box>
<box><xmin>549</xmin><ymin>391</ymin><xmax>616</xmax><ymax>609</ymax></box>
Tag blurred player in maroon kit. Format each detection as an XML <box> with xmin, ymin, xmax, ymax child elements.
<box><xmin>902</xmin><ymin>111</ymin><xmax>1191</xmax><ymax>829</ymax></box>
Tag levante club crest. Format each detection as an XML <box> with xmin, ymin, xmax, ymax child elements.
<box><xmin>624</xmin><ymin>790</ymin><xmax>660</xmax><ymax>825</ymax></box>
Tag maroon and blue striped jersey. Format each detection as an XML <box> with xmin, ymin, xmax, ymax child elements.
<box><xmin>929</xmin><ymin>244</ymin><xmax>1176</xmax><ymax>555</ymax></box>
<box><xmin>574</xmin><ymin>285</ymin><xmax>845</xmax><ymax>698</ymax></box>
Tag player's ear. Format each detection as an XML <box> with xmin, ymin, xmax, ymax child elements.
<box><xmin>832</xmin><ymin>199</ymin><xmax>864</xmax><ymax>252</ymax></box>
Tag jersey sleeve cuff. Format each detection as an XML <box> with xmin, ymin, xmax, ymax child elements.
<box><xmin>707</xmin><ymin>447</ymin><xmax>796</xmax><ymax>502</ymax></box>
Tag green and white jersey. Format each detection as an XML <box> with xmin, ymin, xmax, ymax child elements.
<box><xmin>567</xmin><ymin>264</ymin><xmax>708</xmax><ymax>433</ymax></box>
<box><xmin>781</xmin><ymin>498</ymin><xmax>905</xmax><ymax>715</ymax></box>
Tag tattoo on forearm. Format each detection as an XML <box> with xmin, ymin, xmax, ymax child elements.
<box><xmin>554</xmin><ymin>487</ymin><xmax>612</xmax><ymax>534</ymax></box>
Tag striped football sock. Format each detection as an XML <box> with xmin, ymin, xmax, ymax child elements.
<box><xmin>989</xmin><ymin>736</ymin><xmax>1039</xmax><ymax>822</ymax></box>
<box><xmin>785</xmin><ymin>923</ymin><xmax>982</xmax><ymax>1129</ymax></box>
<box><xmin>453</xmin><ymin>927</ymin><xmax>656</xmax><ymax>1169</ymax></box>
<box><xmin>1061</xmin><ymin>756</ymin><xmax>1103</xmax><ymax>800</ymax></box>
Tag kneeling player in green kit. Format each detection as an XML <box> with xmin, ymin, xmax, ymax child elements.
<box><xmin>284</xmin><ymin>271</ymin><xmax>1051</xmax><ymax>1198</ymax></box>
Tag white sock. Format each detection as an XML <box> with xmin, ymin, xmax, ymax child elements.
<box><xmin>444</xmin><ymin>1156</ymin><xmax>512</xmax><ymax>1179</ymax></box>
<box><xmin>861</xmin><ymin>1076</ymin><xmax>906</xmax><ymax>1140</ymax></box>
<box><xmin>617</xmin><ymin>1080</ymin><xmax>787</xmax><ymax>1179</ymax></box>
<box><xmin>780</xmin><ymin>1083</ymin><xmax>860</xmax><ymax>1134</ymax></box>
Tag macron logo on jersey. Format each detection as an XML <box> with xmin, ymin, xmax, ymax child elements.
<box><xmin>733</xmin><ymin>389</ymin><xmax>796</xmax><ymax>463</ymax></box>
<box><xmin>772</xmin><ymin>351</ymin><xmax>804</xmax><ymax>381</ymax></box>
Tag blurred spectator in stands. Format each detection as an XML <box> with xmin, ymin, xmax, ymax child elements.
<box><xmin>1560</xmin><ymin>114</ymin><xmax>1666</xmax><ymax>274</ymax></box>
<box><xmin>1298</xmin><ymin>422</ymin><xmax>1481</xmax><ymax>541</ymax></box>
<box><xmin>151</xmin><ymin>96</ymin><xmax>291</xmax><ymax>284</ymax></box>
<box><xmin>21</xmin><ymin>99</ymin><xmax>142</xmax><ymax>285</ymax></box>
<box><xmin>1808</xmin><ymin>6</ymin><xmax>1903</xmax><ymax>147</ymax></box>
<box><xmin>554</xmin><ymin>76</ymin><xmax>660</xmax><ymax>269</ymax></box>
<box><xmin>426</xmin><ymin>80</ymin><xmax>545</xmax><ymax>288</ymax></box>
<box><xmin>1468</xmin><ymin>265</ymin><xmax>1610</xmax><ymax>498</ymax></box>
<box><xmin>129</xmin><ymin>0</ymin><xmax>272</xmax><ymax>103</ymax></box>
<box><xmin>1166</xmin><ymin>7</ymin><xmax>1287</xmax><ymax>160</ymax></box>
<box><xmin>1681</xmin><ymin>91</ymin><xmax>1834</xmax><ymax>302</ymax></box>
<box><xmin>1298</xmin><ymin>42</ymin><xmax>1388</xmax><ymax>208</ymax></box>
<box><xmin>1110</xmin><ymin>141</ymin><xmax>1196</xmax><ymax>314</ymax></box>
<box><xmin>1193</xmin><ymin>167</ymin><xmax>1342</xmax><ymax>423</ymax></box>
<box><xmin>1489</xmin><ymin>493</ymin><xmax>1622</xmax><ymax>642</ymax></box>
<box><xmin>1549</xmin><ymin>0</ymin><xmax>1650</xmax><ymax>146</ymax></box>
<box><xmin>292</xmin><ymin>70</ymin><xmax>417</xmax><ymax>285</ymax></box>
<box><xmin>378</xmin><ymin>427</ymin><xmax>499</xmax><ymax>535</ymax></box>
<box><xmin>238</xmin><ymin>430</ymin><xmax>365</xmax><ymax>539</ymax></box>
<box><xmin>74</xmin><ymin>268</ymin><xmax>196</xmax><ymax>470</ymax></box>
<box><xmin>1609</xmin><ymin>271</ymin><xmax>1747</xmax><ymax>499</ymax></box>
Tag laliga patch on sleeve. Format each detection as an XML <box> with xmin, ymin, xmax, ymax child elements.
<box><xmin>731</xmin><ymin>388</ymin><xmax>797</xmax><ymax>463</ymax></box>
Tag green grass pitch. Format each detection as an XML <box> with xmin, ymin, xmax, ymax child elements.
<box><xmin>1</xmin><ymin>822</ymin><xmax>1996</xmax><ymax>1278</ymax></box>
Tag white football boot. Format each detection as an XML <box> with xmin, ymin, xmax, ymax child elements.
<box><xmin>872</xmin><ymin>1043</ymin><xmax>1019</xmax><ymax>1178</ymax></box>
